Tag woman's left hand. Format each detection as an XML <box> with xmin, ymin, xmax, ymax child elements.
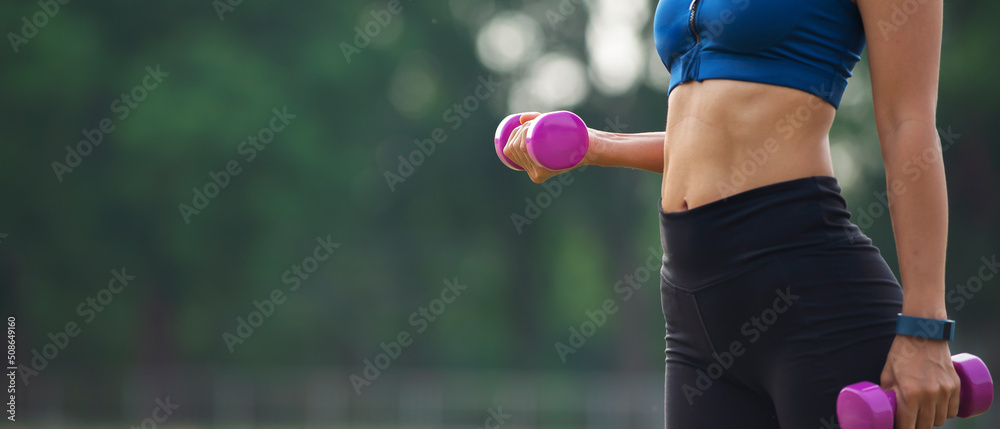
<box><xmin>880</xmin><ymin>334</ymin><xmax>961</xmax><ymax>428</ymax></box>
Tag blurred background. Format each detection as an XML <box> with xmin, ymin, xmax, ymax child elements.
<box><xmin>1</xmin><ymin>0</ymin><xmax>997</xmax><ymax>427</ymax></box>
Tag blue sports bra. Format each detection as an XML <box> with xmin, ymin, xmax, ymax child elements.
<box><xmin>653</xmin><ymin>0</ymin><xmax>866</xmax><ymax>108</ymax></box>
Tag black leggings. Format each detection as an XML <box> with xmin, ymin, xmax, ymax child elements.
<box><xmin>659</xmin><ymin>176</ymin><xmax>903</xmax><ymax>428</ymax></box>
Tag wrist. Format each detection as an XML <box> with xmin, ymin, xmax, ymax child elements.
<box><xmin>893</xmin><ymin>334</ymin><xmax>950</xmax><ymax>348</ymax></box>
<box><xmin>900</xmin><ymin>284</ymin><xmax>948</xmax><ymax>319</ymax></box>
<box><xmin>901</xmin><ymin>302</ymin><xmax>948</xmax><ymax>320</ymax></box>
<box><xmin>584</xmin><ymin>128</ymin><xmax>610</xmax><ymax>166</ymax></box>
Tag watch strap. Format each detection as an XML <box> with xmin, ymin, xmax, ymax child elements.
<box><xmin>895</xmin><ymin>313</ymin><xmax>955</xmax><ymax>341</ymax></box>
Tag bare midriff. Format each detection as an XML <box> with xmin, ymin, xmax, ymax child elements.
<box><xmin>661</xmin><ymin>79</ymin><xmax>837</xmax><ymax>213</ymax></box>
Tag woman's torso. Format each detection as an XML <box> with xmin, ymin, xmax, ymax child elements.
<box><xmin>660</xmin><ymin>80</ymin><xmax>836</xmax><ymax>213</ymax></box>
<box><xmin>653</xmin><ymin>0</ymin><xmax>866</xmax><ymax>213</ymax></box>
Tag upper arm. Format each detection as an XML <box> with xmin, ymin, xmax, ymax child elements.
<box><xmin>856</xmin><ymin>0</ymin><xmax>943</xmax><ymax>142</ymax></box>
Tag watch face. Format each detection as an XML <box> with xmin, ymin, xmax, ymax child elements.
<box><xmin>942</xmin><ymin>320</ymin><xmax>956</xmax><ymax>341</ymax></box>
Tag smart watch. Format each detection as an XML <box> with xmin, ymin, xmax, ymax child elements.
<box><xmin>895</xmin><ymin>313</ymin><xmax>956</xmax><ymax>341</ymax></box>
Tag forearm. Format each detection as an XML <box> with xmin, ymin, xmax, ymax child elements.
<box><xmin>883</xmin><ymin>121</ymin><xmax>949</xmax><ymax>319</ymax></box>
<box><xmin>584</xmin><ymin>129</ymin><xmax>665</xmax><ymax>174</ymax></box>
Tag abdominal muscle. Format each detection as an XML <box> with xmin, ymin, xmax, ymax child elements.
<box><xmin>661</xmin><ymin>79</ymin><xmax>837</xmax><ymax>213</ymax></box>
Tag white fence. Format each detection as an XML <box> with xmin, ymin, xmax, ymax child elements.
<box><xmin>19</xmin><ymin>367</ymin><xmax>664</xmax><ymax>428</ymax></box>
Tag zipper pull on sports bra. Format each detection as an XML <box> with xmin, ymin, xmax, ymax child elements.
<box><xmin>653</xmin><ymin>0</ymin><xmax>867</xmax><ymax>108</ymax></box>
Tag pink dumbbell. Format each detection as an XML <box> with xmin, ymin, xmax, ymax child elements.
<box><xmin>837</xmin><ymin>353</ymin><xmax>994</xmax><ymax>429</ymax></box>
<box><xmin>493</xmin><ymin>111</ymin><xmax>589</xmax><ymax>171</ymax></box>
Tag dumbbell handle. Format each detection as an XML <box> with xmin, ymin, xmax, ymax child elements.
<box><xmin>837</xmin><ymin>353</ymin><xmax>994</xmax><ymax>429</ymax></box>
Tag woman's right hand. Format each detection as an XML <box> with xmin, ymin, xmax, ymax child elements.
<box><xmin>501</xmin><ymin>112</ymin><xmax>593</xmax><ymax>183</ymax></box>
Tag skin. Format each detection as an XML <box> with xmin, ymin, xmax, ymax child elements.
<box><xmin>502</xmin><ymin>0</ymin><xmax>958</xmax><ymax>427</ymax></box>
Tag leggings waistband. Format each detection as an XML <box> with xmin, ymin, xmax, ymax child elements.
<box><xmin>659</xmin><ymin>176</ymin><xmax>867</xmax><ymax>289</ymax></box>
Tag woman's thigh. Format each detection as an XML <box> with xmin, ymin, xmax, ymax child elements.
<box><xmin>662</xmin><ymin>244</ymin><xmax>903</xmax><ymax>428</ymax></box>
